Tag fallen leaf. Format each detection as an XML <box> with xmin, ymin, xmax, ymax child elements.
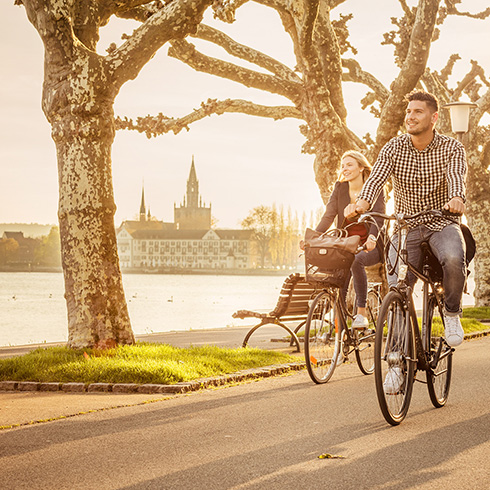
<box><xmin>318</xmin><ymin>453</ymin><xmax>345</xmax><ymax>459</ymax></box>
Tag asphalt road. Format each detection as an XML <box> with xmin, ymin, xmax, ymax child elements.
<box><xmin>1</xmin><ymin>336</ymin><xmax>489</xmax><ymax>489</ymax></box>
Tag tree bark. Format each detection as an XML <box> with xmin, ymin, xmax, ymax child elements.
<box><xmin>465</xmin><ymin>144</ymin><xmax>490</xmax><ymax>306</ymax></box>
<box><xmin>54</xmin><ymin>107</ymin><xmax>134</xmax><ymax>348</ymax></box>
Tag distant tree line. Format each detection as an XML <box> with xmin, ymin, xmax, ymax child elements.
<box><xmin>241</xmin><ymin>205</ymin><xmax>322</xmax><ymax>269</ymax></box>
<box><xmin>0</xmin><ymin>227</ymin><xmax>61</xmax><ymax>269</ymax></box>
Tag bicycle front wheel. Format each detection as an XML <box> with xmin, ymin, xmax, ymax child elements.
<box><xmin>304</xmin><ymin>290</ymin><xmax>341</xmax><ymax>384</ymax></box>
<box><xmin>426</xmin><ymin>296</ymin><xmax>453</xmax><ymax>408</ymax></box>
<box><xmin>354</xmin><ymin>288</ymin><xmax>380</xmax><ymax>375</ymax></box>
<box><xmin>374</xmin><ymin>290</ymin><xmax>415</xmax><ymax>425</ymax></box>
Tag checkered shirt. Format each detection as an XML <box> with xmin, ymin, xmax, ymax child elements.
<box><xmin>358</xmin><ymin>132</ymin><xmax>467</xmax><ymax>231</ymax></box>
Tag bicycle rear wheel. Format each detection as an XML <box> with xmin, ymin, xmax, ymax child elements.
<box><xmin>426</xmin><ymin>296</ymin><xmax>453</xmax><ymax>407</ymax></box>
<box><xmin>374</xmin><ymin>290</ymin><xmax>415</xmax><ymax>425</ymax></box>
<box><xmin>304</xmin><ymin>290</ymin><xmax>341</xmax><ymax>384</ymax></box>
<box><xmin>354</xmin><ymin>288</ymin><xmax>380</xmax><ymax>375</ymax></box>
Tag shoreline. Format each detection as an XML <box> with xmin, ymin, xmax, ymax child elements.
<box><xmin>0</xmin><ymin>267</ymin><xmax>297</xmax><ymax>276</ymax></box>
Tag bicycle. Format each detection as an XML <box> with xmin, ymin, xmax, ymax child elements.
<box><xmin>303</xmin><ymin>225</ymin><xmax>383</xmax><ymax>384</ymax></box>
<box><xmin>358</xmin><ymin>209</ymin><xmax>457</xmax><ymax>425</ymax></box>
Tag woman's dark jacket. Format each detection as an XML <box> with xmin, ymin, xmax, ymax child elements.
<box><xmin>316</xmin><ymin>181</ymin><xmax>386</xmax><ymax>257</ymax></box>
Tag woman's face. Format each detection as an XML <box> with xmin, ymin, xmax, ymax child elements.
<box><xmin>341</xmin><ymin>156</ymin><xmax>363</xmax><ymax>182</ymax></box>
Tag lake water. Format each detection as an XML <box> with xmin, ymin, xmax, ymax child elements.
<box><xmin>0</xmin><ymin>272</ymin><xmax>288</xmax><ymax>346</ymax></box>
<box><xmin>0</xmin><ymin>271</ymin><xmax>476</xmax><ymax>347</ymax></box>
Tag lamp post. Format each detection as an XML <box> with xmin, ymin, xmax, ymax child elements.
<box><xmin>442</xmin><ymin>101</ymin><xmax>477</xmax><ymax>142</ymax></box>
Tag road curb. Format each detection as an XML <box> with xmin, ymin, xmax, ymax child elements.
<box><xmin>0</xmin><ymin>361</ymin><xmax>307</xmax><ymax>395</ymax></box>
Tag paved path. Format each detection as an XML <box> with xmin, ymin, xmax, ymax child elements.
<box><xmin>0</xmin><ymin>324</ymin><xmax>292</xmax><ymax>359</ymax></box>
<box><xmin>1</xmin><ymin>336</ymin><xmax>489</xmax><ymax>489</ymax></box>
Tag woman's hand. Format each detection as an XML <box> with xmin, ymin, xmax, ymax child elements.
<box><xmin>344</xmin><ymin>199</ymin><xmax>370</xmax><ymax>219</ymax></box>
<box><xmin>364</xmin><ymin>235</ymin><xmax>377</xmax><ymax>252</ymax></box>
<box><xmin>344</xmin><ymin>203</ymin><xmax>358</xmax><ymax>219</ymax></box>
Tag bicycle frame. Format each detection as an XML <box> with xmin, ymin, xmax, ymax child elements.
<box><xmin>380</xmin><ymin>214</ymin><xmax>450</xmax><ymax>375</ymax></box>
<box><xmin>328</xmin><ymin>286</ymin><xmax>376</xmax><ymax>358</ymax></box>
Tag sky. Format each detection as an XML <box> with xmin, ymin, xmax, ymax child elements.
<box><xmin>1</xmin><ymin>1</ymin><xmax>489</xmax><ymax>230</ymax></box>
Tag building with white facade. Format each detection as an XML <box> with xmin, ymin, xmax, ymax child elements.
<box><xmin>116</xmin><ymin>157</ymin><xmax>254</xmax><ymax>270</ymax></box>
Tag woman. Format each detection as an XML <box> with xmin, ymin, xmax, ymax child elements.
<box><xmin>315</xmin><ymin>150</ymin><xmax>385</xmax><ymax>328</ymax></box>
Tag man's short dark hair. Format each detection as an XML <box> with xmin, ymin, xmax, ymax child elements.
<box><xmin>405</xmin><ymin>90</ymin><xmax>439</xmax><ymax>113</ymax></box>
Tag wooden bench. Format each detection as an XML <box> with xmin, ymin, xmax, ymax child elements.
<box><xmin>232</xmin><ymin>273</ymin><xmax>319</xmax><ymax>352</ymax></box>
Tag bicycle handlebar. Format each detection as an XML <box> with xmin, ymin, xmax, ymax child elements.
<box><xmin>358</xmin><ymin>208</ymin><xmax>461</xmax><ymax>225</ymax></box>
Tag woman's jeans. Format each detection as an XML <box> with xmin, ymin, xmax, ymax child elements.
<box><xmin>341</xmin><ymin>247</ymin><xmax>382</xmax><ymax>309</ymax></box>
<box><xmin>387</xmin><ymin>223</ymin><xmax>466</xmax><ymax>316</ymax></box>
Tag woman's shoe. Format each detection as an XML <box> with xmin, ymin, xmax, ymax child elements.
<box><xmin>352</xmin><ymin>314</ymin><xmax>369</xmax><ymax>329</ymax></box>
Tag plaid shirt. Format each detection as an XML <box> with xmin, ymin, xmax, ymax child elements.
<box><xmin>359</xmin><ymin>131</ymin><xmax>467</xmax><ymax>231</ymax></box>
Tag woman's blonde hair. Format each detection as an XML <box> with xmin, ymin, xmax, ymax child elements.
<box><xmin>338</xmin><ymin>150</ymin><xmax>372</xmax><ymax>182</ymax></box>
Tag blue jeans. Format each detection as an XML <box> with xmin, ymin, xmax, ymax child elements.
<box><xmin>387</xmin><ymin>223</ymin><xmax>466</xmax><ymax>316</ymax></box>
<box><xmin>341</xmin><ymin>247</ymin><xmax>382</xmax><ymax>309</ymax></box>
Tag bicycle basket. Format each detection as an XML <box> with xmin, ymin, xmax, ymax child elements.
<box><xmin>304</xmin><ymin>228</ymin><xmax>360</xmax><ymax>288</ymax></box>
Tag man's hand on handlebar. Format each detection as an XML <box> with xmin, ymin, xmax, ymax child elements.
<box><xmin>344</xmin><ymin>199</ymin><xmax>370</xmax><ymax>220</ymax></box>
<box><xmin>444</xmin><ymin>196</ymin><xmax>465</xmax><ymax>216</ymax></box>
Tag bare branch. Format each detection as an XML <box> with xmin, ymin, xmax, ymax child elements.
<box><xmin>301</xmin><ymin>0</ymin><xmax>320</xmax><ymax>59</ymax></box>
<box><xmin>453</xmin><ymin>60</ymin><xmax>490</xmax><ymax>100</ymax></box>
<box><xmin>212</xmin><ymin>0</ymin><xmax>250</xmax><ymax>23</ymax></box>
<box><xmin>374</xmin><ymin>0</ymin><xmax>441</xmax><ymax>153</ymax></box>
<box><xmin>314</xmin><ymin>5</ymin><xmax>349</xmax><ymax>122</ymax></box>
<box><xmin>399</xmin><ymin>0</ymin><xmax>416</xmax><ymax>22</ymax></box>
<box><xmin>438</xmin><ymin>53</ymin><xmax>460</xmax><ymax>83</ymax></box>
<box><xmin>444</xmin><ymin>0</ymin><xmax>490</xmax><ymax>19</ymax></box>
<box><xmin>111</xmin><ymin>0</ymin><xmax>154</xmax><ymax>10</ymax></box>
<box><xmin>115</xmin><ymin>98</ymin><xmax>302</xmax><ymax>137</ymax></box>
<box><xmin>110</xmin><ymin>0</ymin><xmax>170</xmax><ymax>22</ymax></box>
<box><xmin>193</xmin><ymin>24</ymin><xmax>301</xmax><ymax>83</ymax></box>
<box><xmin>106</xmin><ymin>0</ymin><xmax>213</xmax><ymax>88</ymax></box>
<box><xmin>342</xmin><ymin>58</ymin><xmax>390</xmax><ymax>103</ymax></box>
<box><xmin>168</xmin><ymin>39</ymin><xmax>302</xmax><ymax>102</ymax></box>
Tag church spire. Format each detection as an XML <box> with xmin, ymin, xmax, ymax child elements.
<box><xmin>186</xmin><ymin>155</ymin><xmax>199</xmax><ymax>208</ymax></box>
<box><xmin>140</xmin><ymin>184</ymin><xmax>146</xmax><ymax>222</ymax></box>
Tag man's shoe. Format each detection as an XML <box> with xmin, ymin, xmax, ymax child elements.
<box><xmin>352</xmin><ymin>314</ymin><xmax>369</xmax><ymax>329</ymax></box>
<box><xmin>444</xmin><ymin>315</ymin><xmax>464</xmax><ymax>347</ymax></box>
<box><xmin>383</xmin><ymin>366</ymin><xmax>403</xmax><ymax>394</ymax></box>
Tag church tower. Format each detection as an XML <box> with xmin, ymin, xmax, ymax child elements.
<box><xmin>174</xmin><ymin>156</ymin><xmax>212</xmax><ymax>230</ymax></box>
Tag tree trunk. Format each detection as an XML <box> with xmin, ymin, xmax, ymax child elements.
<box><xmin>40</xmin><ymin>33</ymin><xmax>135</xmax><ymax>348</ymax></box>
<box><xmin>53</xmin><ymin>106</ymin><xmax>134</xmax><ymax>348</ymax></box>
<box><xmin>465</xmin><ymin>145</ymin><xmax>490</xmax><ymax>306</ymax></box>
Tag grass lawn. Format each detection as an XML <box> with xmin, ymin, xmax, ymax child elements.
<box><xmin>0</xmin><ymin>343</ymin><xmax>297</xmax><ymax>385</ymax></box>
<box><xmin>1</xmin><ymin>307</ymin><xmax>487</xmax><ymax>386</ymax></box>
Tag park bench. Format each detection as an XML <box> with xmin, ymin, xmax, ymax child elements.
<box><xmin>232</xmin><ymin>273</ymin><xmax>320</xmax><ymax>352</ymax></box>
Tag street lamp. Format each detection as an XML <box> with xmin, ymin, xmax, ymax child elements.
<box><xmin>443</xmin><ymin>101</ymin><xmax>478</xmax><ymax>142</ymax></box>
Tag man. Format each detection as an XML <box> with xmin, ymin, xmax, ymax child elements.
<box><xmin>345</xmin><ymin>90</ymin><xmax>467</xmax><ymax>348</ymax></box>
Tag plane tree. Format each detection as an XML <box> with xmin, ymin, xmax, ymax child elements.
<box><xmin>117</xmin><ymin>0</ymin><xmax>490</xmax><ymax>305</ymax></box>
<box><xmin>15</xmin><ymin>0</ymin><xmax>214</xmax><ymax>348</ymax></box>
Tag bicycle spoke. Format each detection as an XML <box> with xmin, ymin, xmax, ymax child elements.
<box><xmin>426</xmin><ymin>296</ymin><xmax>453</xmax><ymax>407</ymax></box>
<box><xmin>375</xmin><ymin>291</ymin><xmax>415</xmax><ymax>425</ymax></box>
<box><xmin>355</xmin><ymin>288</ymin><xmax>380</xmax><ymax>375</ymax></box>
<box><xmin>304</xmin><ymin>290</ymin><xmax>340</xmax><ymax>384</ymax></box>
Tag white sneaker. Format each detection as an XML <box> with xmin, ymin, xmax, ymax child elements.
<box><xmin>444</xmin><ymin>315</ymin><xmax>464</xmax><ymax>347</ymax></box>
<box><xmin>383</xmin><ymin>366</ymin><xmax>403</xmax><ymax>394</ymax></box>
<box><xmin>352</xmin><ymin>314</ymin><xmax>369</xmax><ymax>329</ymax></box>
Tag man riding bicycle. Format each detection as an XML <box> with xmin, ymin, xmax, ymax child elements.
<box><xmin>345</xmin><ymin>90</ymin><xmax>467</xmax><ymax>349</ymax></box>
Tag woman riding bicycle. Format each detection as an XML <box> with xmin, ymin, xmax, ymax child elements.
<box><xmin>315</xmin><ymin>150</ymin><xmax>385</xmax><ymax>329</ymax></box>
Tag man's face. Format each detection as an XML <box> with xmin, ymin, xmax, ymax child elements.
<box><xmin>405</xmin><ymin>100</ymin><xmax>438</xmax><ymax>135</ymax></box>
